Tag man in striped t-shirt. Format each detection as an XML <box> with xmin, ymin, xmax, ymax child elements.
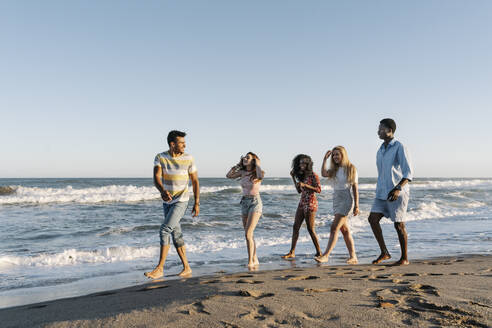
<box><xmin>144</xmin><ymin>130</ymin><xmax>200</xmax><ymax>279</ymax></box>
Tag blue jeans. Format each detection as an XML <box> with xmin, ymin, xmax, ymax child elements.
<box><xmin>159</xmin><ymin>201</ymin><xmax>188</xmax><ymax>247</ymax></box>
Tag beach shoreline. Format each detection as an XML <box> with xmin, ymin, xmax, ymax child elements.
<box><xmin>1</xmin><ymin>254</ymin><xmax>490</xmax><ymax>327</ymax></box>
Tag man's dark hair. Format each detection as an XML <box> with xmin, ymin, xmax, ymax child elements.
<box><xmin>380</xmin><ymin>118</ymin><xmax>396</xmax><ymax>133</ymax></box>
<box><xmin>167</xmin><ymin>130</ymin><xmax>186</xmax><ymax>146</ymax></box>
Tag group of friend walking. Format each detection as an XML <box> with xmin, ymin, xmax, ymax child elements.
<box><xmin>144</xmin><ymin>118</ymin><xmax>413</xmax><ymax>279</ymax></box>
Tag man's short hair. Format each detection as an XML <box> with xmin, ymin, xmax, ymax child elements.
<box><xmin>380</xmin><ymin>118</ymin><xmax>396</xmax><ymax>133</ymax></box>
<box><xmin>167</xmin><ymin>130</ymin><xmax>186</xmax><ymax>146</ymax></box>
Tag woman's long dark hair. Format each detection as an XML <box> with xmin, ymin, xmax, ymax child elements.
<box><xmin>239</xmin><ymin>152</ymin><xmax>261</xmax><ymax>181</ymax></box>
<box><xmin>292</xmin><ymin>154</ymin><xmax>313</xmax><ymax>181</ymax></box>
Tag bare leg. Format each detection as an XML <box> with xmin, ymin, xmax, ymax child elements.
<box><xmin>340</xmin><ymin>223</ymin><xmax>358</xmax><ymax>264</ymax></box>
<box><xmin>144</xmin><ymin>245</ymin><xmax>170</xmax><ymax>279</ymax></box>
<box><xmin>253</xmin><ymin>240</ymin><xmax>259</xmax><ymax>266</ymax></box>
<box><xmin>315</xmin><ymin>214</ymin><xmax>347</xmax><ymax>263</ymax></box>
<box><xmin>176</xmin><ymin>246</ymin><xmax>192</xmax><ymax>276</ymax></box>
<box><xmin>368</xmin><ymin>212</ymin><xmax>391</xmax><ymax>264</ymax></box>
<box><xmin>392</xmin><ymin>222</ymin><xmax>409</xmax><ymax>266</ymax></box>
<box><xmin>282</xmin><ymin>206</ymin><xmax>304</xmax><ymax>259</ymax></box>
<box><xmin>244</xmin><ymin>211</ymin><xmax>262</xmax><ymax>267</ymax></box>
<box><xmin>305</xmin><ymin>210</ymin><xmax>322</xmax><ymax>257</ymax></box>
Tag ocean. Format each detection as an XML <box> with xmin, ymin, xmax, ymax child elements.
<box><xmin>0</xmin><ymin>177</ymin><xmax>491</xmax><ymax>308</ymax></box>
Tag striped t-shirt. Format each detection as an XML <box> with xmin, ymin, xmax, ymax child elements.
<box><xmin>154</xmin><ymin>151</ymin><xmax>197</xmax><ymax>204</ymax></box>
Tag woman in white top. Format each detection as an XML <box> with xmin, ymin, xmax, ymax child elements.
<box><xmin>315</xmin><ymin>146</ymin><xmax>359</xmax><ymax>264</ymax></box>
<box><xmin>226</xmin><ymin>152</ymin><xmax>264</xmax><ymax>269</ymax></box>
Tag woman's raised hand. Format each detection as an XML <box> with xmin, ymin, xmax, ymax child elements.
<box><xmin>323</xmin><ymin>150</ymin><xmax>332</xmax><ymax>160</ymax></box>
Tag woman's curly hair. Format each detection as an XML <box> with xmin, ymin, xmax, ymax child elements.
<box><xmin>292</xmin><ymin>154</ymin><xmax>313</xmax><ymax>181</ymax></box>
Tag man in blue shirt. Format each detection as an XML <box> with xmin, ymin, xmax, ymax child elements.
<box><xmin>369</xmin><ymin>118</ymin><xmax>413</xmax><ymax>266</ymax></box>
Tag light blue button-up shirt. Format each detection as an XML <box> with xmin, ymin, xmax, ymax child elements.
<box><xmin>375</xmin><ymin>139</ymin><xmax>413</xmax><ymax>200</ymax></box>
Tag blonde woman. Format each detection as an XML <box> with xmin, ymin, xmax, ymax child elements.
<box><xmin>315</xmin><ymin>146</ymin><xmax>359</xmax><ymax>264</ymax></box>
<box><xmin>226</xmin><ymin>152</ymin><xmax>264</xmax><ymax>268</ymax></box>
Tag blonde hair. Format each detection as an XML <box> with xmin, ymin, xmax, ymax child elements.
<box><xmin>326</xmin><ymin>146</ymin><xmax>357</xmax><ymax>184</ymax></box>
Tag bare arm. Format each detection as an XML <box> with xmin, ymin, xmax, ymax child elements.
<box><xmin>321</xmin><ymin>150</ymin><xmax>332</xmax><ymax>177</ymax></box>
<box><xmin>189</xmin><ymin>171</ymin><xmax>200</xmax><ymax>217</ymax></box>
<box><xmin>290</xmin><ymin>170</ymin><xmax>301</xmax><ymax>193</ymax></box>
<box><xmin>299</xmin><ymin>174</ymin><xmax>321</xmax><ymax>193</ymax></box>
<box><xmin>255</xmin><ymin>158</ymin><xmax>264</xmax><ymax>180</ymax></box>
<box><xmin>352</xmin><ymin>182</ymin><xmax>359</xmax><ymax>215</ymax></box>
<box><xmin>153</xmin><ymin>166</ymin><xmax>171</xmax><ymax>201</ymax></box>
<box><xmin>226</xmin><ymin>165</ymin><xmax>242</xmax><ymax>179</ymax></box>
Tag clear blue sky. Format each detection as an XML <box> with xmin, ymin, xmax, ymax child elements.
<box><xmin>1</xmin><ymin>1</ymin><xmax>491</xmax><ymax>178</ymax></box>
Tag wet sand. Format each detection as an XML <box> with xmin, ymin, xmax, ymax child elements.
<box><xmin>1</xmin><ymin>254</ymin><xmax>490</xmax><ymax>327</ymax></box>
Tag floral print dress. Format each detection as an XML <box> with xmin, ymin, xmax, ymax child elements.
<box><xmin>299</xmin><ymin>173</ymin><xmax>321</xmax><ymax>213</ymax></box>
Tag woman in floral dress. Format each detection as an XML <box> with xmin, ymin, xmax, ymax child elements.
<box><xmin>282</xmin><ymin>154</ymin><xmax>322</xmax><ymax>259</ymax></box>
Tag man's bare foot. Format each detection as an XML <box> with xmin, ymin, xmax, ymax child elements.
<box><xmin>314</xmin><ymin>255</ymin><xmax>329</xmax><ymax>263</ymax></box>
<box><xmin>372</xmin><ymin>253</ymin><xmax>391</xmax><ymax>264</ymax></box>
<box><xmin>178</xmin><ymin>267</ymin><xmax>192</xmax><ymax>277</ymax></box>
<box><xmin>281</xmin><ymin>252</ymin><xmax>295</xmax><ymax>259</ymax></box>
<box><xmin>346</xmin><ymin>257</ymin><xmax>358</xmax><ymax>265</ymax></box>
<box><xmin>144</xmin><ymin>267</ymin><xmax>163</xmax><ymax>279</ymax></box>
<box><xmin>391</xmin><ymin>259</ymin><xmax>409</xmax><ymax>266</ymax></box>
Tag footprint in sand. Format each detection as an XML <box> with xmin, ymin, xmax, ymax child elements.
<box><xmin>222</xmin><ymin>274</ymin><xmax>254</xmax><ymax>280</ymax></box>
<box><xmin>192</xmin><ymin>301</ymin><xmax>211</xmax><ymax>315</ymax></box>
<box><xmin>220</xmin><ymin>321</ymin><xmax>240</xmax><ymax>328</ymax></box>
<box><xmin>376</xmin><ymin>274</ymin><xmax>391</xmax><ymax>278</ymax></box>
<box><xmin>199</xmin><ymin>278</ymin><xmax>223</xmax><ymax>284</ymax></box>
<box><xmin>369</xmin><ymin>267</ymin><xmax>386</xmax><ymax>272</ymax></box>
<box><xmin>285</xmin><ymin>275</ymin><xmax>320</xmax><ymax>281</ymax></box>
<box><xmin>405</xmin><ymin>296</ymin><xmax>475</xmax><ymax>316</ymax></box>
<box><xmin>236</xmin><ymin>279</ymin><xmax>264</xmax><ymax>284</ymax></box>
<box><xmin>138</xmin><ymin>284</ymin><xmax>169</xmax><ymax>291</ymax></box>
<box><xmin>469</xmin><ymin>301</ymin><xmax>492</xmax><ymax>309</ymax></box>
<box><xmin>239</xmin><ymin>304</ymin><xmax>274</xmax><ymax>321</ymax></box>
<box><xmin>409</xmin><ymin>284</ymin><xmax>440</xmax><ymax>296</ymax></box>
<box><xmin>304</xmin><ymin>287</ymin><xmax>348</xmax><ymax>293</ymax></box>
<box><xmin>391</xmin><ymin>279</ymin><xmax>411</xmax><ymax>284</ymax></box>
<box><xmin>402</xmin><ymin>273</ymin><xmax>420</xmax><ymax>277</ymax></box>
<box><xmin>238</xmin><ymin>289</ymin><xmax>275</xmax><ymax>299</ymax></box>
<box><xmin>378</xmin><ymin>299</ymin><xmax>399</xmax><ymax>308</ymax></box>
<box><xmin>179</xmin><ymin>300</ymin><xmax>211</xmax><ymax>315</ymax></box>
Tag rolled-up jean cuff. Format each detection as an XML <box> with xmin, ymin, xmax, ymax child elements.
<box><xmin>159</xmin><ymin>201</ymin><xmax>188</xmax><ymax>247</ymax></box>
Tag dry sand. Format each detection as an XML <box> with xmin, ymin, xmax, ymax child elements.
<box><xmin>1</xmin><ymin>255</ymin><xmax>490</xmax><ymax>327</ymax></box>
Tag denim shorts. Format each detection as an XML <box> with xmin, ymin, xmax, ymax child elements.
<box><xmin>240</xmin><ymin>195</ymin><xmax>262</xmax><ymax>217</ymax></box>
<box><xmin>371</xmin><ymin>192</ymin><xmax>409</xmax><ymax>223</ymax></box>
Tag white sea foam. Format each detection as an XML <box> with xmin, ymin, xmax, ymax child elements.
<box><xmin>0</xmin><ymin>246</ymin><xmax>158</xmax><ymax>269</ymax></box>
<box><xmin>1</xmin><ymin>179</ymin><xmax>491</xmax><ymax>204</ymax></box>
<box><xmin>0</xmin><ymin>235</ymin><xmax>323</xmax><ymax>269</ymax></box>
<box><xmin>0</xmin><ymin>196</ymin><xmax>487</xmax><ymax>270</ymax></box>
